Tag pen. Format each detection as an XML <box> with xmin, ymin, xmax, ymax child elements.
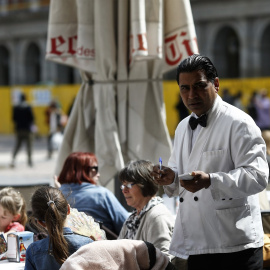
<box><xmin>159</xmin><ymin>157</ymin><xmax>162</xmax><ymax>170</ymax></box>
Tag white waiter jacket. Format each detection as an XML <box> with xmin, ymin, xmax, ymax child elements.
<box><xmin>165</xmin><ymin>95</ymin><xmax>269</xmax><ymax>259</ymax></box>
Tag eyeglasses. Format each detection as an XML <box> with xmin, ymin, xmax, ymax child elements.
<box><xmin>120</xmin><ymin>183</ymin><xmax>135</xmax><ymax>190</ymax></box>
<box><xmin>89</xmin><ymin>166</ymin><xmax>98</xmax><ymax>173</ymax></box>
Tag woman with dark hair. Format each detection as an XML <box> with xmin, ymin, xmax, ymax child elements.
<box><xmin>58</xmin><ymin>152</ymin><xmax>129</xmax><ymax>236</ymax></box>
<box><xmin>25</xmin><ymin>186</ymin><xmax>92</xmax><ymax>270</ymax></box>
<box><xmin>118</xmin><ymin>160</ymin><xmax>177</xmax><ymax>264</ymax></box>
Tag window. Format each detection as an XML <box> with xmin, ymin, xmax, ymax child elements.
<box><xmin>57</xmin><ymin>64</ymin><xmax>75</xmax><ymax>84</ymax></box>
<box><xmin>25</xmin><ymin>43</ymin><xmax>41</xmax><ymax>84</ymax></box>
<box><xmin>213</xmin><ymin>27</ymin><xmax>240</xmax><ymax>78</ymax></box>
<box><xmin>260</xmin><ymin>25</ymin><xmax>270</xmax><ymax>77</ymax></box>
<box><xmin>0</xmin><ymin>45</ymin><xmax>10</xmax><ymax>85</ymax></box>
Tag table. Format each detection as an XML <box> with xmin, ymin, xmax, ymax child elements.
<box><xmin>0</xmin><ymin>259</ymin><xmax>25</xmax><ymax>269</ymax></box>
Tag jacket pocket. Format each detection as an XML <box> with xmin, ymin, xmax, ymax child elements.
<box><xmin>202</xmin><ymin>149</ymin><xmax>232</xmax><ymax>173</ymax></box>
<box><xmin>216</xmin><ymin>205</ymin><xmax>256</xmax><ymax>247</ymax></box>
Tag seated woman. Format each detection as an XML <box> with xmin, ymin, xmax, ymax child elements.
<box><xmin>25</xmin><ymin>186</ymin><xmax>93</xmax><ymax>270</ymax></box>
<box><xmin>118</xmin><ymin>160</ymin><xmax>175</xmax><ymax>260</ymax></box>
<box><xmin>57</xmin><ymin>152</ymin><xmax>129</xmax><ymax>236</ymax></box>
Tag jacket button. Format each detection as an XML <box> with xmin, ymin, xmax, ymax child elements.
<box><xmin>179</xmin><ymin>197</ymin><xmax>184</xmax><ymax>203</ymax></box>
<box><xmin>222</xmin><ymin>198</ymin><xmax>225</xmax><ymax>200</ymax></box>
<box><xmin>229</xmin><ymin>198</ymin><xmax>233</xmax><ymax>200</ymax></box>
<box><xmin>194</xmin><ymin>196</ymin><xmax>198</xmax><ymax>201</ymax></box>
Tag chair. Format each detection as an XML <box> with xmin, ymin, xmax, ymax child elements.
<box><xmin>94</xmin><ymin>220</ymin><xmax>118</xmax><ymax>240</ymax></box>
<box><xmin>262</xmin><ymin>211</ymin><xmax>270</xmax><ymax>234</ymax></box>
<box><xmin>261</xmin><ymin>211</ymin><xmax>270</xmax><ymax>269</ymax></box>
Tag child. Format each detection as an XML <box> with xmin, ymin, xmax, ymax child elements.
<box><xmin>0</xmin><ymin>187</ymin><xmax>27</xmax><ymax>236</ymax></box>
<box><xmin>25</xmin><ymin>186</ymin><xmax>93</xmax><ymax>270</ymax></box>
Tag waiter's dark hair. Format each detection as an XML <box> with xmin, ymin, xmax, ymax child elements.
<box><xmin>176</xmin><ymin>54</ymin><xmax>218</xmax><ymax>85</ymax></box>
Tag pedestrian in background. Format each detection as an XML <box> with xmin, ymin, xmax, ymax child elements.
<box><xmin>10</xmin><ymin>92</ymin><xmax>34</xmax><ymax>168</ymax></box>
<box><xmin>175</xmin><ymin>94</ymin><xmax>190</xmax><ymax>123</ymax></box>
<box><xmin>45</xmin><ymin>100</ymin><xmax>65</xmax><ymax>159</ymax></box>
<box><xmin>222</xmin><ymin>88</ymin><xmax>234</xmax><ymax>105</ymax></box>
<box><xmin>233</xmin><ymin>90</ymin><xmax>244</xmax><ymax>111</ymax></box>
<box><xmin>255</xmin><ymin>88</ymin><xmax>270</xmax><ymax>131</ymax></box>
<box><xmin>247</xmin><ymin>91</ymin><xmax>258</xmax><ymax>121</ymax></box>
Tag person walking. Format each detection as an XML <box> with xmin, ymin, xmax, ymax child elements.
<box><xmin>45</xmin><ymin>100</ymin><xmax>64</xmax><ymax>159</ymax></box>
<box><xmin>255</xmin><ymin>88</ymin><xmax>270</xmax><ymax>131</ymax></box>
<box><xmin>10</xmin><ymin>92</ymin><xmax>34</xmax><ymax>167</ymax></box>
<box><xmin>151</xmin><ymin>54</ymin><xmax>268</xmax><ymax>270</ymax></box>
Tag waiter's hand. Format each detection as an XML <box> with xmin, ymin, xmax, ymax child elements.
<box><xmin>151</xmin><ymin>165</ymin><xmax>175</xmax><ymax>186</ymax></box>
<box><xmin>180</xmin><ymin>171</ymin><xmax>211</xmax><ymax>193</ymax></box>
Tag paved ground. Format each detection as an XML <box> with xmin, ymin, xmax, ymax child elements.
<box><xmin>1</xmin><ymin>133</ymin><xmax>269</xmax><ymax>213</ymax></box>
<box><xmin>0</xmin><ymin>134</ymin><xmax>57</xmax><ymax>210</ymax></box>
<box><xmin>0</xmin><ymin>134</ymin><xmax>56</xmax><ymax>186</ymax></box>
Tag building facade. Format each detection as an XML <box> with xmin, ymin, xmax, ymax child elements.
<box><xmin>1</xmin><ymin>0</ymin><xmax>270</xmax><ymax>84</ymax></box>
<box><xmin>0</xmin><ymin>0</ymin><xmax>80</xmax><ymax>86</ymax></box>
<box><xmin>1</xmin><ymin>0</ymin><xmax>270</xmax><ymax>136</ymax></box>
<box><xmin>190</xmin><ymin>0</ymin><xmax>270</xmax><ymax>79</ymax></box>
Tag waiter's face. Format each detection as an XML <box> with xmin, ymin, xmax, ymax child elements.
<box><xmin>179</xmin><ymin>70</ymin><xmax>219</xmax><ymax>117</ymax></box>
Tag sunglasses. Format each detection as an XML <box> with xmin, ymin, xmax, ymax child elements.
<box><xmin>89</xmin><ymin>166</ymin><xmax>98</xmax><ymax>173</ymax></box>
<box><xmin>120</xmin><ymin>183</ymin><xmax>135</xmax><ymax>190</ymax></box>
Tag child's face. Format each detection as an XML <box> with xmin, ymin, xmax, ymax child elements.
<box><xmin>0</xmin><ymin>205</ymin><xmax>16</xmax><ymax>232</ymax></box>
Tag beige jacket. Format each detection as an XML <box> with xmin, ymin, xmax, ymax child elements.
<box><xmin>118</xmin><ymin>203</ymin><xmax>175</xmax><ymax>260</ymax></box>
<box><xmin>60</xmin><ymin>239</ymin><xmax>172</xmax><ymax>270</ymax></box>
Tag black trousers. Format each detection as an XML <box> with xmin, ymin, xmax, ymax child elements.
<box><xmin>188</xmin><ymin>247</ymin><xmax>263</xmax><ymax>270</ymax></box>
<box><xmin>12</xmin><ymin>130</ymin><xmax>33</xmax><ymax>164</ymax></box>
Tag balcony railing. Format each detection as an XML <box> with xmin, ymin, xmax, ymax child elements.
<box><xmin>0</xmin><ymin>0</ymin><xmax>49</xmax><ymax>13</ymax></box>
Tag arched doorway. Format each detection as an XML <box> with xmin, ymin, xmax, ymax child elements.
<box><xmin>260</xmin><ymin>24</ymin><xmax>270</xmax><ymax>76</ymax></box>
<box><xmin>213</xmin><ymin>26</ymin><xmax>240</xmax><ymax>78</ymax></box>
<box><xmin>0</xmin><ymin>45</ymin><xmax>10</xmax><ymax>85</ymax></box>
<box><xmin>25</xmin><ymin>43</ymin><xmax>41</xmax><ymax>84</ymax></box>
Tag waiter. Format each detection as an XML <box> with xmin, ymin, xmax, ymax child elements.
<box><xmin>152</xmin><ymin>54</ymin><xmax>268</xmax><ymax>270</ymax></box>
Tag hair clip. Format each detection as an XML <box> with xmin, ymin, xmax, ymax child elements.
<box><xmin>47</xmin><ymin>200</ymin><xmax>55</xmax><ymax>206</ymax></box>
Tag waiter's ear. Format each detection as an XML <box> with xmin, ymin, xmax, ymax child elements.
<box><xmin>214</xmin><ymin>77</ymin><xmax>219</xmax><ymax>92</ymax></box>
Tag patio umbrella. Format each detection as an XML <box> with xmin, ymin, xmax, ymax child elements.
<box><xmin>46</xmin><ymin>0</ymin><xmax>199</xmax><ymax>186</ymax></box>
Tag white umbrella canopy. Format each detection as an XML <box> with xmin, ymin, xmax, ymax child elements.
<box><xmin>46</xmin><ymin>0</ymin><xmax>199</xmax><ymax>186</ymax></box>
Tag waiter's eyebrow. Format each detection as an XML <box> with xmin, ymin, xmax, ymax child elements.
<box><xmin>194</xmin><ymin>81</ymin><xmax>208</xmax><ymax>86</ymax></box>
<box><xmin>180</xmin><ymin>80</ymin><xmax>207</xmax><ymax>88</ymax></box>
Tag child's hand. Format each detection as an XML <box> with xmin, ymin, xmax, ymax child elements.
<box><xmin>54</xmin><ymin>175</ymin><xmax>61</xmax><ymax>188</ymax></box>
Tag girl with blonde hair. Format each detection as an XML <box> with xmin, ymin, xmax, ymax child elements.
<box><xmin>0</xmin><ymin>187</ymin><xmax>27</xmax><ymax>237</ymax></box>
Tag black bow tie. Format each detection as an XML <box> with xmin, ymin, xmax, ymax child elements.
<box><xmin>189</xmin><ymin>114</ymin><xmax>208</xmax><ymax>130</ymax></box>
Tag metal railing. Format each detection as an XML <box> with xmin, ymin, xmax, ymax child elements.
<box><xmin>0</xmin><ymin>0</ymin><xmax>49</xmax><ymax>13</ymax></box>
